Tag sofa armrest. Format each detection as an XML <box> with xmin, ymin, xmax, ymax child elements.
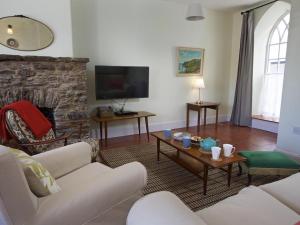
<box><xmin>127</xmin><ymin>191</ymin><xmax>207</xmax><ymax>225</ymax></box>
<box><xmin>32</xmin><ymin>161</ymin><xmax>147</xmax><ymax>225</ymax></box>
<box><xmin>33</xmin><ymin>142</ymin><xmax>91</xmax><ymax>179</ymax></box>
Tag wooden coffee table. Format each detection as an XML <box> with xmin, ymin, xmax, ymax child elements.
<box><xmin>151</xmin><ymin>132</ymin><xmax>246</xmax><ymax>195</ymax></box>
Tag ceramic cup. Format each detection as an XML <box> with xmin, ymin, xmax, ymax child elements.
<box><xmin>182</xmin><ymin>136</ymin><xmax>191</xmax><ymax>149</ymax></box>
<box><xmin>223</xmin><ymin>144</ymin><xmax>235</xmax><ymax>157</ymax></box>
<box><xmin>163</xmin><ymin>129</ymin><xmax>172</xmax><ymax>139</ymax></box>
<box><xmin>211</xmin><ymin>147</ymin><xmax>221</xmax><ymax>160</ymax></box>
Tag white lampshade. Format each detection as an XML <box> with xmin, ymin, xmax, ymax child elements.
<box><xmin>186</xmin><ymin>3</ymin><xmax>205</xmax><ymax>21</ymax></box>
<box><xmin>194</xmin><ymin>77</ymin><xmax>205</xmax><ymax>89</ymax></box>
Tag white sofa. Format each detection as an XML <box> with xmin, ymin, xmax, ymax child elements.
<box><xmin>0</xmin><ymin>142</ymin><xmax>147</xmax><ymax>225</ymax></box>
<box><xmin>127</xmin><ymin>173</ymin><xmax>300</xmax><ymax>225</ymax></box>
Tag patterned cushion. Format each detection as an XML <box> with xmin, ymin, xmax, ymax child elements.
<box><xmin>9</xmin><ymin>148</ymin><xmax>61</xmax><ymax>197</ymax></box>
<box><xmin>82</xmin><ymin>138</ymin><xmax>99</xmax><ymax>162</ymax></box>
<box><xmin>69</xmin><ymin>137</ymin><xmax>100</xmax><ymax>162</ymax></box>
<box><xmin>5</xmin><ymin>110</ymin><xmax>56</xmax><ymax>154</ymax></box>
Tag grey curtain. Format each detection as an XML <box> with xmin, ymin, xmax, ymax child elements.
<box><xmin>231</xmin><ymin>11</ymin><xmax>254</xmax><ymax>127</ymax></box>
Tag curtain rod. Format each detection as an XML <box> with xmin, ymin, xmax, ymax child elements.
<box><xmin>241</xmin><ymin>0</ymin><xmax>278</xmax><ymax>15</ymax></box>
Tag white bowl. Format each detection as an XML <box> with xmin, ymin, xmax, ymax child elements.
<box><xmin>173</xmin><ymin>132</ymin><xmax>183</xmax><ymax>141</ymax></box>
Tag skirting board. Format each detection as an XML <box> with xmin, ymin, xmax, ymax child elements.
<box><xmin>252</xmin><ymin>119</ymin><xmax>279</xmax><ymax>133</ymax></box>
<box><xmin>90</xmin><ymin>114</ymin><xmax>230</xmax><ymax>139</ymax></box>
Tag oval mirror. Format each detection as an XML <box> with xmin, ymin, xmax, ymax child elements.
<box><xmin>0</xmin><ymin>15</ymin><xmax>54</xmax><ymax>51</ymax></box>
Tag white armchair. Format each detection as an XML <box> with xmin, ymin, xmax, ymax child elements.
<box><xmin>0</xmin><ymin>142</ymin><xmax>147</xmax><ymax>225</ymax></box>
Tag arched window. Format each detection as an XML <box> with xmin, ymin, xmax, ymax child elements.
<box><xmin>266</xmin><ymin>12</ymin><xmax>290</xmax><ymax>74</ymax></box>
<box><xmin>258</xmin><ymin>12</ymin><xmax>290</xmax><ymax>118</ymax></box>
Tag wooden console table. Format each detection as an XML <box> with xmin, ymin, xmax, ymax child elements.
<box><xmin>92</xmin><ymin>111</ymin><xmax>156</xmax><ymax>146</ymax></box>
<box><xmin>186</xmin><ymin>102</ymin><xmax>220</xmax><ymax>132</ymax></box>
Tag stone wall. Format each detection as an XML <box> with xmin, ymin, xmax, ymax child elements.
<box><xmin>0</xmin><ymin>54</ymin><xmax>90</xmax><ymax>141</ymax></box>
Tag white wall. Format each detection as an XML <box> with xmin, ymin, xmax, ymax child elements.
<box><xmin>277</xmin><ymin>0</ymin><xmax>300</xmax><ymax>156</ymax></box>
<box><xmin>71</xmin><ymin>0</ymin><xmax>233</xmax><ymax>138</ymax></box>
<box><xmin>0</xmin><ymin>0</ymin><xmax>73</xmax><ymax>57</ymax></box>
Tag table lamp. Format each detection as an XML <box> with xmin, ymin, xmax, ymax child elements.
<box><xmin>194</xmin><ymin>77</ymin><xmax>205</xmax><ymax>104</ymax></box>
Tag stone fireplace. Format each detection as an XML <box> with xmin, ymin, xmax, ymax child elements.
<box><xmin>0</xmin><ymin>54</ymin><xmax>90</xmax><ymax>142</ymax></box>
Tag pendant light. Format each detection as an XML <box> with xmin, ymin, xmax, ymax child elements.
<box><xmin>186</xmin><ymin>3</ymin><xmax>205</xmax><ymax>21</ymax></box>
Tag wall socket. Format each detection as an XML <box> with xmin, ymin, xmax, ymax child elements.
<box><xmin>293</xmin><ymin>126</ymin><xmax>300</xmax><ymax>135</ymax></box>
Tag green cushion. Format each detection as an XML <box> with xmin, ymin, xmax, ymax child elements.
<box><xmin>238</xmin><ymin>151</ymin><xmax>300</xmax><ymax>169</ymax></box>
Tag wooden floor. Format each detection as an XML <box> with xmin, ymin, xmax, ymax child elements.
<box><xmin>101</xmin><ymin>122</ymin><xmax>277</xmax><ymax>151</ymax></box>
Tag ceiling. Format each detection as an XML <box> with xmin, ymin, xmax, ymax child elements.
<box><xmin>163</xmin><ymin>0</ymin><xmax>266</xmax><ymax>11</ymax></box>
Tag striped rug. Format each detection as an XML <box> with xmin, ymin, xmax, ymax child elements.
<box><xmin>101</xmin><ymin>142</ymin><xmax>282</xmax><ymax>211</ymax></box>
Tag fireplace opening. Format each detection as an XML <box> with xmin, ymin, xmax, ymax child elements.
<box><xmin>38</xmin><ymin>107</ymin><xmax>56</xmax><ymax>133</ymax></box>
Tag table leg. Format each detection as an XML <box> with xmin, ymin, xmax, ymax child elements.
<box><xmin>157</xmin><ymin>139</ymin><xmax>160</xmax><ymax>161</ymax></box>
<box><xmin>104</xmin><ymin>121</ymin><xmax>108</xmax><ymax>147</ymax></box>
<box><xmin>197</xmin><ymin>109</ymin><xmax>201</xmax><ymax>133</ymax></box>
<box><xmin>186</xmin><ymin>107</ymin><xmax>190</xmax><ymax>130</ymax></box>
<box><xmin>99</xmin><ymin>122</ymin><xmax>103</xmax><ymax>144</ymax></box>
<box><xmin>215</xmin><ymin>106</ymin><xmax>219</xmax><ymax>127</ymax></box>
<box><xmin>138</xmin><ymin>117</ymin><xmax>141</xmax><ymax>136</ymax></box>
<box><xmin>203</xmin><ymin>165</ymin><xmax>209</xmax><ymax>195</ymax></box>
<box><xmin>204</xmin><ymin>108</ymin><xmax>207</xmax><ymax>126</ymax></box>
<box><xmin>145</xmin><ymin>117</ymin><xmax>150</xmax><ymax>142</ymax></box>
<box><xmin>227</xmin><ymin>164</ymin><xmax>233</xmax><ymax>187</ymax></box>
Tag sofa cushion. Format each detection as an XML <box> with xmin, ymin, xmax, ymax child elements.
<box><xmin>9</xmin><ymin>148</ymin><xmax>61</xmax><ymax>197</ymax></box>
<box><xmin>260</xmin><ymin>173</ymin><xmax>300</xmax><ymax>214</ymax></box>
<box><xmin>238</xmin><ymin>151</ymin><xmax>300</xmax><ymax>169</ymax></box>
<box><xmin>196</xmin><ymin>186</ymin><xmax>300</xmax><ymax>225</ymax></box>
<box><xmin>127</xmin><ymin>191</ymin><xmax>207</xmax><ymax>225</ymax></box>
<box><xmin>56</xmin><ymin>163</ymin><xmax>112</xmax><ymax>189</ymax></box>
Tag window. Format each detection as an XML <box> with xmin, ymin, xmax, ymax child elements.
<box><xmin>258</xmin><ymin>12</ymin><xmax>290</xmax><ymax>118</ymax></box>
<box><xmin>266</xmin><ymin>13</ymin><xmax>290</xmax><ymax>74</ymax></box>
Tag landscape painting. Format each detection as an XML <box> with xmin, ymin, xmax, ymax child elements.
<box><xmin>176</xmin><ymin>47</ymin><xmax>205</xmax><ymax>77</ymax></box>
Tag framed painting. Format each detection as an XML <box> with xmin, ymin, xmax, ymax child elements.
<box><xmin>176</xmin><ymin>47</ymin><xmax>205</xmax><ymax>77</ymax></box>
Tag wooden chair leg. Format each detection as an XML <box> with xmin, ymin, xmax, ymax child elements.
<box><xmin>238</xmin><ymin>163</ymin><xmax>242</xmax><ymax>176</ymax></box>
<box><xmin>64</xmin><ymin>138</ymin><xmax>68</xmax><ymax>146</ymax></box>
<box><xmin>247</xmin><ymin>174</ymin><xmax>252</xmax><ymax>186</ymax></box>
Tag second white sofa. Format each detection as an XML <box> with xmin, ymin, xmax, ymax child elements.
<box><xmin>127</xmin><ymin>173</ymin><xmax>300</xmax><ymax>225</ymax></box>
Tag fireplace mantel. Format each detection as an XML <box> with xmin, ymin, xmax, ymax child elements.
<box><xmin>0</xmin><ymin>54</ymin><xmax>89</xmax><ymax>63</ymax></box>
<box><xmin>0</xmin><ymin>54</ymin><xmax>90</xmax><ymax>142</ymax></box>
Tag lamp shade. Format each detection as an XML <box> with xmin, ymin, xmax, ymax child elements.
<box><xmin>186</xmin><ymin>3</ymin><xmax>205</xmax><ymax>21</ymax></box>
<box><xmin>194</xmin><ymin>77</ymin><xmax>205</xmax><ymax>88</ymax></box>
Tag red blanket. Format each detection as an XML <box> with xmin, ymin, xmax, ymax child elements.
<box><xmin>0</xmin><ymin>100</ymin><xmax>52</xmax><ymax>142</ymax></box>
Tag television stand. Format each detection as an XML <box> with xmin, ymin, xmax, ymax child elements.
<box><xmin>92</xmin><ymin>111</ymin><xmax>156</xmax><ymax>147</ymax></box>
<box><xmin>115</xmin><ymin>111</ymin><xmax>138</xmax><ymax>116</ymax></box>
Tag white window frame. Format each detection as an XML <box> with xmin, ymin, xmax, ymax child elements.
<box><xmin>265</xmin><ymin>11</ymin><xmax>290</xmax><ymax>75</ymax></box>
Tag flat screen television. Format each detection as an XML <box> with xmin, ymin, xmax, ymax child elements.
<box><xmin>95</xmin><ymin>66</ymin><xmax>149</xmax><ymax>100</ymax></box>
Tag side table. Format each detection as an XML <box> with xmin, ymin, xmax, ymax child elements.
<box><xmin>186</xmin><ymin>102</ymin><xmax>220</xmax><ymax>132</ymax></box>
